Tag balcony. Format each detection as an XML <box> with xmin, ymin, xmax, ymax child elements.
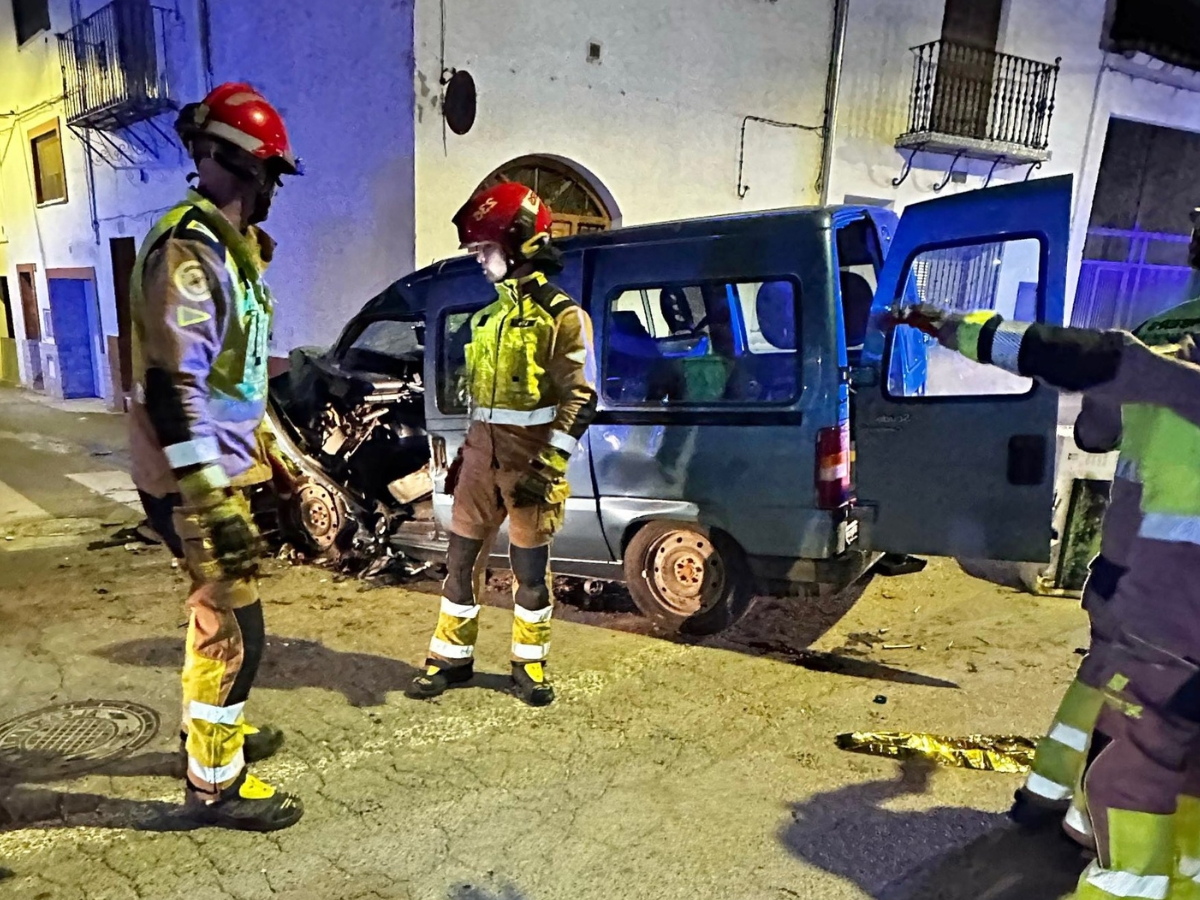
<box><xmin>896</xmin><ymin>39</ymin><xmax>1061</xmax><ymax>164</ymax></box>
<box><xmin>58</xmin><ymin>0</ymin><xmax>174</xmax><ymax>130</ymax></box>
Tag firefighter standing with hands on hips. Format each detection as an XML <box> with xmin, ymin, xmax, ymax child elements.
<box><xmin>409</xmin><ymin>183</ymin><xmax>597</xmax><ymax>706</ymax></box>
<box><xmin>127</xmin><ymin>82</ymin><xmax>303</xmax><ymax>831</ymax></box>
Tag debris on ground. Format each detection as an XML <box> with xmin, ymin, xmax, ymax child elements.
<box><xmin>836</xmin><ymin>731</ymin><xmax>1036</xmax><ymax>773</ymax></box>
<box><xmin>88</xmin><ymin>523</ymin><xmax>161</xmax><ymax>552</ymax></box>
<box><xmin>873</xmin><ymin>695</ymin><xmax>888</xmax><ymax>704</ymax></box>
<box><xmin>0</xmin><ymin>867</ymin><xmax>13</xmax><ymax>882</ymax></box>
<box><xmin>877</xmin><ymin>554</ymin><xmax>928</xmax><ymax>577</ymax></box>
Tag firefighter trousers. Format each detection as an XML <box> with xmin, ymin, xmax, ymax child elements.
<box><xmin>1025</xmin><ymin>558</ymin><xmax>1126</xmax><ymax>839</ymax></box>
<box><xmin>1071</xmin><ymin>632</ymin><xmax>1200</xmax><ymax>899</ymax></box>
<box><xmin>175</xmin><ymin>498</ymin><xmax>265</xmax><ymax>795</ymax></box>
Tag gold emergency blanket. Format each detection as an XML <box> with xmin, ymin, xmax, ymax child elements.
<box><xmin>835</xmin><ymin>732</ymin><xmax>1036</xmax><ymax>773</ymax></box>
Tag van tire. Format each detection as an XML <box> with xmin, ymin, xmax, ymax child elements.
<box><xmin>623</xmin><ymin>521</ymin><xmax>753</xmax><ymax>635</ymax></box>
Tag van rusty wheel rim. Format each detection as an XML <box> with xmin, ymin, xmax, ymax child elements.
<box><xmin>648</xmin><ymin>530</ymin><xmax>724</xmax><ymax>616</ymax></box>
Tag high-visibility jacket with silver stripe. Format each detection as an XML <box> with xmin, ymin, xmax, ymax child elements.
<box><xmin>464</xmin><ymin>272</ymin><xmax>597</xmax><ymax>453</ymax></box>
<box><xmin>130</xmin><ymin>190</ymin><xmax>275</xmax><ymax>481</ymax></box>
<box><xmin>1127</xmin><ymin>298</ymin><xmax>1200</xmax><ymax>547</ymax></box>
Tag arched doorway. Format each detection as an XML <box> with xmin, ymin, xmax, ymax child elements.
<box><xmin>477</xmin><ymin>156</ymin><xmax>615</xmax><ymax>237</ymax></box>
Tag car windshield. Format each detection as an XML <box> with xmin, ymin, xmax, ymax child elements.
<box><xmin>339</xmin><ymin>318</ymin><xmax>424</xmax><ymax>377</ymax></box>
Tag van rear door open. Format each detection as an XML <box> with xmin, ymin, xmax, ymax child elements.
<box><xmin>855</xmin><ymin>175</ymin><xmax>1072</xmax><ymax>562</ymax></box>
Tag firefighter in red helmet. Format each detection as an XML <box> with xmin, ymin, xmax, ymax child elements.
<box><xmin>408</xmin><ymin>182</ymin><xmax>598</xmax><ymax>706</ymax></box>
<box><xmin>127</xmin><ymin>82</ymin><xmax>303</xmax><ymax>830</ymax></box>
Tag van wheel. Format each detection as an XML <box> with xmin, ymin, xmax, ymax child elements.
<box><xmin>623</xmin><ymin>521</ymin><xmax>753</xmax><ymax>635</ymax></box>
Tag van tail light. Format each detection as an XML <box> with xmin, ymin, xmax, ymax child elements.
<box><xmin>816</xmin><ymin>422</ymin><xmax>851</xmax><ymax>510</ymax></box>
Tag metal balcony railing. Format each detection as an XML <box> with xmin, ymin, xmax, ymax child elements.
<box><xmin>59</xmin><ymin>0</ymin><xmax>173</xmax><ymax>130</ymax></box>
<box><xmin>897</xmin><ymin>39</ymin><xmax>1061</xmax><ymax>161</ymax></box>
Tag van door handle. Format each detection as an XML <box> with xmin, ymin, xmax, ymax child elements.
<box><xmin>1008</xmin><ymin>434</ymin><xmax>1047</xmax><ymax>486</ymax></box>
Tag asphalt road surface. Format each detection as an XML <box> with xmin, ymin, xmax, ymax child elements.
<box><xmin>0</xmin><ymin>387</ymin><xmax>1091</xmax><ymax>900</ymax></box>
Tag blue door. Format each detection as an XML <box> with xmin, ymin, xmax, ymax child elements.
<box><xmin>856</xmin><ymin>175</ymin><xmax>1072</xmax><ymax>562</ymax></box>
<box><xmin>48</xmin><ymin>278</ymin><xmax>98</xmax><ymax>399</ymax></box>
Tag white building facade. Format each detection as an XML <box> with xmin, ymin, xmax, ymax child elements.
<box><xmin>2</xmin><ymin>0</ymin><xmax>1197</xmax><ymax>403</ymax></box>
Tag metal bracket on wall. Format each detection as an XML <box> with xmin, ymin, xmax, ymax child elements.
<box><xmin>69</xmin><ymin>124</ymin><xmax>139</xmax><ymax>168</ymax></box>
<box><xmin>1024</xmin><ymin>161</ymin><xmax>1043</xmax><ymax>182</ymax></box>
<box><xmin>891</xmin><ymin>142</ymin><xmax>927</xmax><ymax>188</ymax></box>
<box><xmin>932</xmin><ymin>149</ymin><xmax>967</xmax><ymax>193</ymax></box>
<box><xmin>736</xmin><ymin>115</ymin><xmax>824</xmax><ymax>199</ymax></box>
<box><xmin>982</xmin><ymin>155</ymin><xmax>1007</xmax><ymax>189</ymax></box>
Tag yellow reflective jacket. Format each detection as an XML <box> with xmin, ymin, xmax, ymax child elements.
<box><xmin>464</xmin><ymin>272</ymin><xmax>597</xmax><ymax>454</ymax></box>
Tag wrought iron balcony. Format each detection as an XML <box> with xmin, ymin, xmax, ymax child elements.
<box><xmin>896</xmin><ymin>39</ymin><xmax>1061</xmax><ymax>163</ymax></box>
<box><xmin>58</xmin><ymin>0</ymin><xmax>174</xmax><ymax>130</ymax></box>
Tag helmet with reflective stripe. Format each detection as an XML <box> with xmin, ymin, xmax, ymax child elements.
<box><xmin>453</xmin><ymin>182</ymin><xmax>553</xmax><ymax>261</ymax></box>
<box><xmin>176</xmin><ymin>82</ymin><xmax>300</xmax><ymax>175</ymax></box>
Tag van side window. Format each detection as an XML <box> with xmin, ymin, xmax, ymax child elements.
<box><xmin>887</xmin><ymin>237</ymin><xmax>1041</xmax><ymax>397</ymax></box>
<box><xmin>437</xmin><ymin>308</ymin><xmax>481</xmax><ymax>414</ymax></box>
<box><xmin>603</xmin><ymin>279</ymin><xmax>801</xmax><ymax>405</ymax></box>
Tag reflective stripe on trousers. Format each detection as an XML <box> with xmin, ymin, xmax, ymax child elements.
<box><xmin>512</xmin><ymin>602</ymin><xmax>552</xmax><ymax>663</ymax></box>
<box><xmin>429</xmin><ymin>597</ymin><xmax>481</xmax><ymax>663</ymax></box>
<box><xmin>1071</xmin><ymin>807</ymin><xmax>1176</xmax><ymax>898</ymax></box>
<box><xmin>1177</xmin><ymin>794</ymin><xmax>1200</xmax><ymax>899</ymax></box>
<box><xmin>1026</xmin><ymin>679</ymin><xmax>1105</xmax><ymax>803</ymax></box>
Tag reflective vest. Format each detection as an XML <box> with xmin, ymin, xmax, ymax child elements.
<box><xmin>464</xmin><ymin>275</ymin><xmax>565</xmax><ymax>426</ymax></box>
<box><xmin>1126</xmin><ymin>297</ymin><xmax>1200</xmax><ymax>545</ymax></box>
<box><xmin>130</xmin><ymin>190</ymin><xmax>274</xmax><ymax>410</ymax></box>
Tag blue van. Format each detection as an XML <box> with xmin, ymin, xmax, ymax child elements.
<box><xmin>271</xmin><ymin>176</ymin><xmax>1068</xmax><ymax>634</ymax></box>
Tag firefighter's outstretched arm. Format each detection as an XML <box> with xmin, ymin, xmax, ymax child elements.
<box><xmin>891</xmin><ymin>305</ymin><xmax>1200</xmax><ymax>427</ymax></box>
<box><xmin>141</xmin><ymin>238</ymin><xmax>260</xmax><ymax>577</ymax></box>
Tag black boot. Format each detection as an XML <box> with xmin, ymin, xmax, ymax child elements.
<box><xmin>407</xmin><ymin>662</ymin><xmax>474</xmax><ymax>699</ymax></box>
<box><xmin>183</xmin><ymin>770</ymin><xmax>303</xmax><ymax>832</ymax></box>
<box><xmin>180</xmin><ymin>724</ymin><xmax>284</xmax><ymax>765</ymax></box>
<box><xmin>1009</xmin><ymin>786</ymin><xmax>1070</xmax><ymax>830</ymax></box>
<box><xmin>511</xmin><ymin>662</ymin><xmax>555</xmax><ymax>707</ymax></box>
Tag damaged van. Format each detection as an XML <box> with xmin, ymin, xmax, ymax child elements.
<box><xmin>269</xmin><ymin>175</ymin><xmax>1069</xmax><ymax>634</ymax></box>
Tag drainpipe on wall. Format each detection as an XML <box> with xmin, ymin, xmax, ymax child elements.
<box><xmin>818</xmin><ymin>0</ymin><xmax>850</xmax><ymax>207</ymax></box>
<box><xmin>198</xmin><ymin>0</ymin><xmax>214</xmax><ymax>92</ymax></box>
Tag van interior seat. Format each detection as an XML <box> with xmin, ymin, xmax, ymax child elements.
<box><xmin>607</xmin><ymin>310</ymin><xmax>661</xmax><ymax>402</ymax></box>
<box><xmin>727</xmin><ymin>281</ymin><xmax>798</xmax><ymax>402</ymax></box>
<box><xmin>840</xmin><ymin>271</ymin><xmax>874</xmax><ymax>363</ymax></box>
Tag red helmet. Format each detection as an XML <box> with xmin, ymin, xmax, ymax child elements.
<box><xmin>176</xmin><ymin>82</ymin><xmax>300</xmax><ymax>175</ymax></box>
<box><xmin>453</xmin><ymin>182</ymin><xmax>553</xmax><ymax>260</ymax></box>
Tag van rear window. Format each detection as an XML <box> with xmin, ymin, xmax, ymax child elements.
<box><xmin>603</xmin><ymin>279</ymin><xmax>801</xmax><ymax>406</ymax></box>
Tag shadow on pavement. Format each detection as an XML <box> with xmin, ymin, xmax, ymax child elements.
<box><xmin>98</xmin><ymin>634</ymin><xmax>423</xmax><ymax>707</ymax></box>
<box><xmin>0</xmin><ymin>751</ymin><xmax>197</xmax><ymax>833</ymax></box>
<box><xmin>97</xmin><ymin>634</ymin><xmax>517</xmax><ymax>706</ymax></box>
<box><xmin>697</xmin><ymin>575</ymin><xmax>959</xmax><ymax>689</ymax></box>
<box><xmin>779</xmin><ymin>759</ymin><xmax>1087</xmax><ymax>899</ymax></box>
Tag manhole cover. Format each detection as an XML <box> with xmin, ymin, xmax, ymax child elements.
<box><xmin>0</xmin><ymin>700</ymin><xmax>160</xmax><ymax>781</ymax></box>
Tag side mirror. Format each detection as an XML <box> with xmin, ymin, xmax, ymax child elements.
<box><xmin>850</xmin><ymin>366</ymin><xmax>879</xmax><ymax>389</ymax></box>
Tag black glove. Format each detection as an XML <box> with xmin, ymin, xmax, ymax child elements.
<box><xmin>204</xmin><ymin>500</ymin><xmax>263</xmax><ymax>580</ymax></box>
<box><xmin>512</xmin><ymin>448</ymin><xmax>571</xmax><ymax>509</ymax></box>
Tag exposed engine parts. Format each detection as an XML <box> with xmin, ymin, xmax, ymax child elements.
<box><xmin>268</xmin><ymin>344</ymin><xmax>433</xmax><ymax>578</ymax></box>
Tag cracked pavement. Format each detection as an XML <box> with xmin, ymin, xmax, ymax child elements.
<box><xmin>0</xmin><ymin>388</ymin><xmax>1092</xmax><ymax>900</ymax></box>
